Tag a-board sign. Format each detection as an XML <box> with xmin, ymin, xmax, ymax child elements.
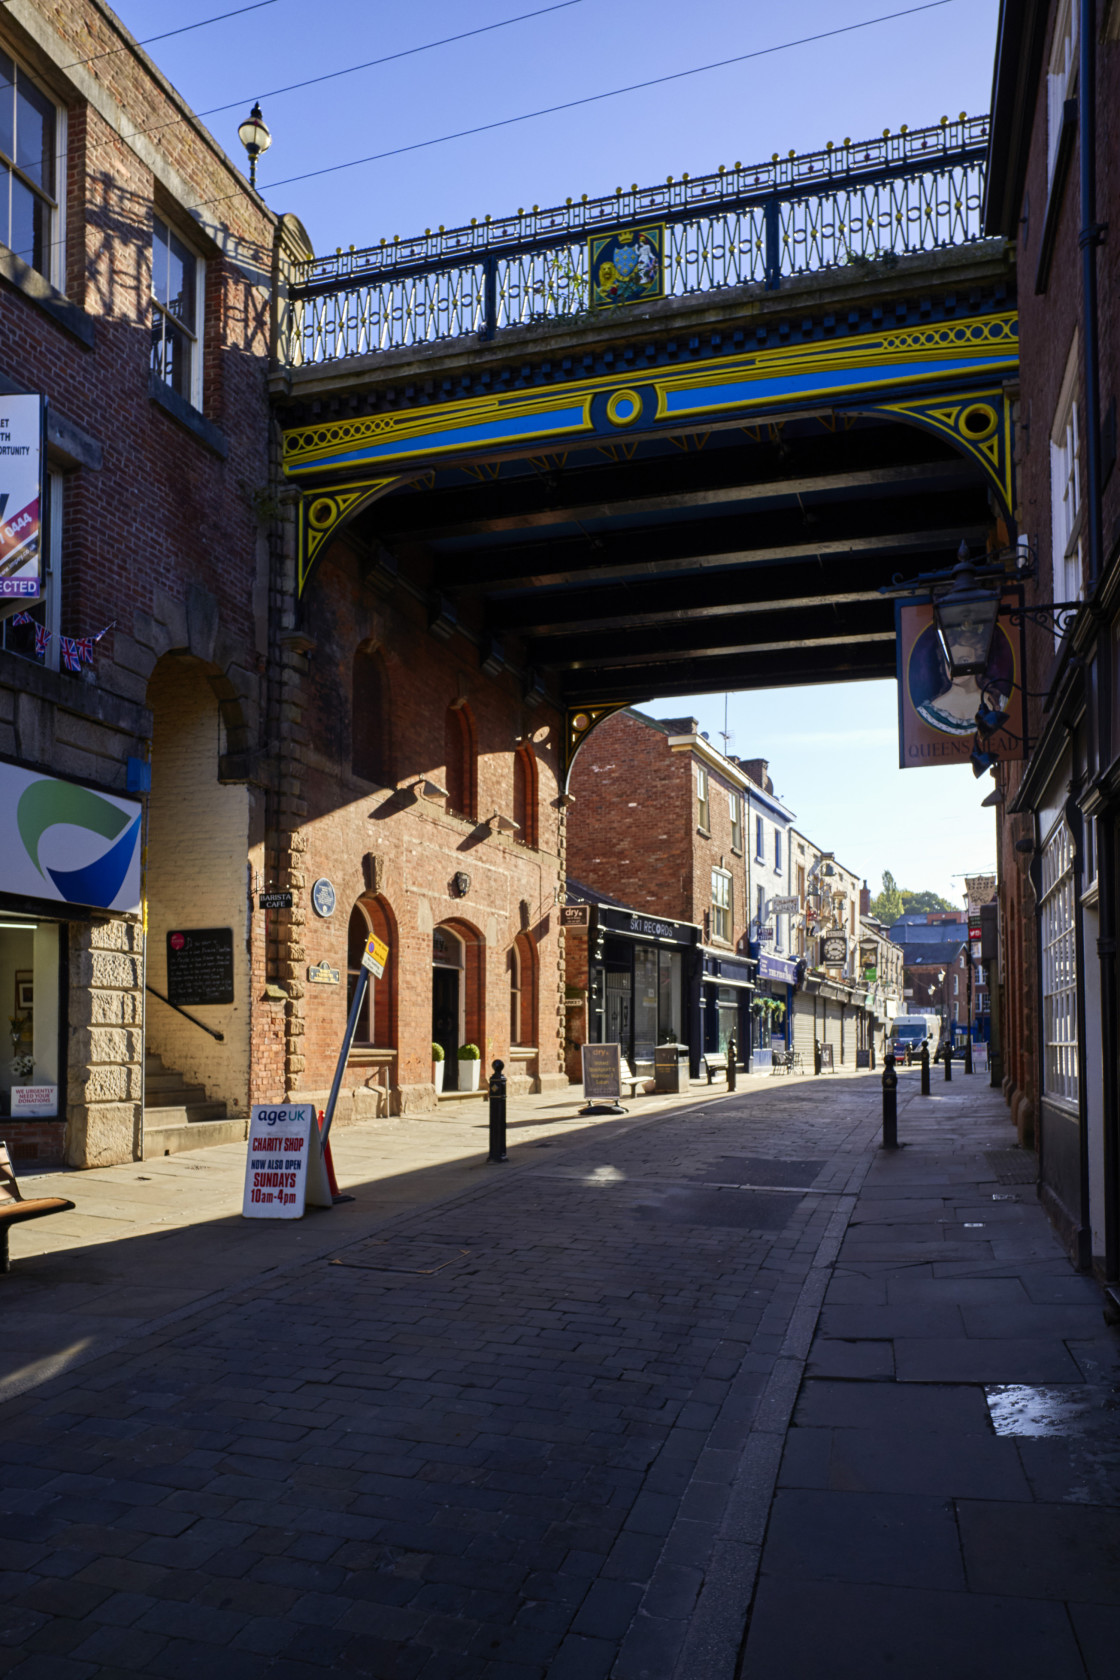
<box><xmin>819</xmin><ymin>1043</ymin><xmax>836</xmax><ymax>1072</ymax></box>
<box><xmin>166</xmin><ymin>927</ymin><xmax>234</xmax><ymax>1006</ymax></box>
<box><xmin>307</xmin><ymin>961</ymin><xmax>340</xmax><ymax>985</ymax></box>
<box><xmin>242</xmin><ymin>1104</ymin><xmax>332</xmax><ymax>1219</ymax></box>
<box><xmin>561</xmin><ymin>904</ymin><xmax>590</xmax><ymax>927</ymax></box>
<box><xmin>259</xmin><ymin>891</ymin><xmax>293</xmax><ymax>910</ymax></box>
<box><xmin>361</xmin><ymin>933</ymin><xmax>389</xmax><ymax>978</ymax></box>
<box><xmin>581</xmin><ymin>1042</ymin><xmax>622</xmax><ymax>1101</ymax></box>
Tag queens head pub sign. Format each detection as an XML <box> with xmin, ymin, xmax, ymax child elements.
<box><xmin>589</xmin><ymin>224</ymin><xmax>664</xmax><ymax>310</ymax></box>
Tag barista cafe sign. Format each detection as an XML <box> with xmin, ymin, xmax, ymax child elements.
<box><xmin>0</xmin><ymin>762</ymin><xmax>141</xmax><ymax>914</ymax></box>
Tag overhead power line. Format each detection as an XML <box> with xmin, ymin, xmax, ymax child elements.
<box><xmin>69</xmin><ymin>1</ymin><xmax>280</xmax><ymax>68</ymax></box>
<box><xmin>256</xmin><ymin>0</ymin><xmax>960</xmax><ymax>194</ymax></box>
<box><xmin>124</xmin><ymin>0</ymin><xmax>584</xmax><ymax>142</ymax></box>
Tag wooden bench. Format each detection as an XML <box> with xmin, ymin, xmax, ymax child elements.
<box><xmin>703</xmin><ymin>1053</ymin><xmax>728</xmax><ymax>1084</ymax></box>
<box><xmin>0</xmin><ymin>1140</ymin><xmax>74</xmax><ymax>1272</ymax></box>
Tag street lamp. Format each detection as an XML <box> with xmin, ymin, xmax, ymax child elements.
<box><xmin>238</xmin><ymin>102</ymin><xmax>271</xmax><ymax>189</ymax></box>
<box><xmin>933</xmin><ymin>544</ymin><xmax>1002</xmax><ymax>680</ymax></box>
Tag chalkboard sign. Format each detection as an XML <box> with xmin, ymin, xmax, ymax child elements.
<box><xmin>167</xmin><ymin>927</ymin><xmax>234</xmax><ymax>1007</ymax></box>
<box><xmin>819</xmin><ymin>1042</ymin><xmax>836</xmax><ymax>1073</ymax></box>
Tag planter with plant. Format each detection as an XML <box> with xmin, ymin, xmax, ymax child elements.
<box><xmin>432</xmin><ymin>1041</ymin><xmax>445</xmax><ymax>1094</ymax></box>
<box><xmin>457</xmin><ymin>1042</ymin><xmax>481</xmax><ymax>1092</ymax></box>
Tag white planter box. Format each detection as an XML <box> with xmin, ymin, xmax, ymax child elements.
<box><xmin>433</xmin><ymin>1060</ymin><xmax>445</xmax><ymax>1094</ymax></box>
<box><xmin>458</xmin><ymin>1058</ymin><xmax>481</xmax><ymax>1092</ymax></box>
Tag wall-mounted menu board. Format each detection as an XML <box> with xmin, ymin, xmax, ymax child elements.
<box><xmin>167</xmin><ymin>927</ymin><xmax>234</xmax><ymax>1006</ymax></box>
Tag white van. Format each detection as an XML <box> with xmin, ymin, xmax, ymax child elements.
<box><xmin>889</xmin><ymin>1014</ymin><xmax>941</xmax><ymax>1060</ymax></box>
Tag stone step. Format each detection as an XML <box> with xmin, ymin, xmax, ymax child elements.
<box><xmin>143</xmin><ymin>1114</ymin><xmax>248</xmax><ymax>1157</ymax></box>
<box><xmin>145</xmin><ymin>1082</ymin><xmax>210</xmax><ymax>1108</ymax></box>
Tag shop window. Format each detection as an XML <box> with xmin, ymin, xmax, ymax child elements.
<box><xmin>0</xmin><ymin>471</ymin><xmax>62</xmax><ymax>671</ymax></box>
<box><xmin>730</xmin><ymin>791</ymin><xmax>742</xmax><ymax>853</ymax></box>
<box><xmin>0</xmin><ymin>918</ymin><xmax>60</xmax><ymax>1119</ymax></box>
<box><xmin>657</xmin><ymin>948</ymin><xmax>682</xmax><ymax>1043</ymax></box>
<box><xmin>513</xmin><ymin>744</ymin><xmax>538</xmax><ymax>847</ymax></box>
<box><xmin>151</xmin><ymin>214</ymin><xmax>204</xmax><ymax>407</ymax></box>
<box><xmin>352</xmin><ymin>646</ymin><xmax>391</xmax><ymax>784</ymax></box>
<box><xmin>0</xmin><ymin>49</ymin><xmax>64</xmax><ymax>286</ymax></box>
<box><xmin>711</xmin><ymin>868</ymin><xmax>732</xmax><ymax>943</ymax></box>
<box><xmin>1050</xmin><ymin>341</ymin><xmax>1083</xmax><ymax>635</ymax></box>
<box><xmin>696</xmin><ymin>764</ymin><xmax>709</xmax><ymax>831</ymax></box>
<box><xmin>445</xmin><ymin>702</ymin><xmax>477</xmax><ymax>820</ymax></box>
<box><xmin>1041</xmin><ymin>819</ymin><xmax>1078</xmax><ymax>1105</ymax></box>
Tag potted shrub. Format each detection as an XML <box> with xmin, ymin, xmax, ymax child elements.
<box><xmin>457</xmin><ymin>1042</ymin><xmax>481</xmax><ymax>1092</ymax></box>
<box><xmin>432</xmin><ymin>1041</ymin><xmax>445</xmax><ymax>1095</ymax></box>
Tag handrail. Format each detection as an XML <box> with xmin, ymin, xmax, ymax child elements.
<box><xmin>279</xmin><ymin>115</ymin><xmax>992</xmax><ymax>366</ymax></box>
<box><xmin>146</xmin><ymin>984</ymin><xmax>225</xmax><ymax>1043</ymax></box>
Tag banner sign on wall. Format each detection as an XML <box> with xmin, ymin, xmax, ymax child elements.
<box><xmin>0</xmin><ymin>395</ymin><xmax>44</xmax><ymax>600</ymax></box>
<box><xmin>896</xmin><ymin>601</ymin><xmax>1023</xmax><ymax>770</ymax></box>
<box><xmin>0</xmin><ymin>761</ymin><xmax>141</xmax><ymax>914</ymax></box>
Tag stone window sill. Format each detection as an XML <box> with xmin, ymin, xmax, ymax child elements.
<box><xmin>0</xmin><ymin>246</ymin><xmax>94</xmax><ymax>347</ymax></box>
<box><xmin>149</xmin><ymin>373</ymin><xmax>229</xmax><ymax>458</ymax></box>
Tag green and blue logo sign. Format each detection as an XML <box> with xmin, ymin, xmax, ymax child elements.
<box><xmin>3</xmin><ymin>763</ymin><xmax>141</xmax><ymax>913</ymax></box>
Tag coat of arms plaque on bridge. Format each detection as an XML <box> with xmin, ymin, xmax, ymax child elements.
<box><xmin>588</xmin><ymin>224</ymin><xmax>664</xmax><ymax>309</ymax></box>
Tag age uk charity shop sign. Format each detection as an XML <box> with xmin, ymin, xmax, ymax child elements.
<box><xmin>242</xmin><ymin>1105</ymin><xmax>332</xmax><ymax>1219</ymax></box>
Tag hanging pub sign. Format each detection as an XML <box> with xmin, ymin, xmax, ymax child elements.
<box><xmin>0</xmin><ymin>394</ymin><xmax>44</xmax><ymax>601</ymax></box>
<box><xmin>259</xmin><ymin>890</ymin><xmax>293</xmax><ymax>910</ymax></box>
<box><xmin>822</xmin><ymin>934</ymin><xmax>848</xmax><ymax>966</ymax></box>
<box><xmin>896</xmin><ymin>600</ymin><xmax>1023</xmax><ymax>769</ymax></box>
<box><xmin>771</xmin><ymin>896</ymin><xmax>800</xmax><ymax>915</ymax></box>
<box><xmin>589</xmin><ymin>224</ymin><xmax>664</xmax><ymax>310</ymax></box>
<box><xmin>561</xmin><ymin>904</ymin><xmax>590</xmax><ymax>928</ymax></box>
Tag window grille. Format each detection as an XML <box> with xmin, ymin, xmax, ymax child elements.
<box><xmin>1040</xmin><ymin>819</ymin><xmax>1078</xmax><ymax>1106</ymax></box>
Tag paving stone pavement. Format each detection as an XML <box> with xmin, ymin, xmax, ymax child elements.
<box><xmin>0</xmin><ymin>1071</ymin><xmax>1116</xmax><ymax>1679</ymax></box>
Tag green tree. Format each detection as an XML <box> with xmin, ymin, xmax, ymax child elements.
<box><xmin>901</xmin><ymin>888</ymin><xmax>958</xmax><ymax>914</ymax></box>
<box><xmin>870</xmin><ymin>870</ymin><xmax>905</xmax><ymax>924</ymax></box>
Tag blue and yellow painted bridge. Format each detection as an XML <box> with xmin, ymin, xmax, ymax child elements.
<box><xmin>271</xmin><ymin>114</ymin><xmax>1017</xmax><ymax>745</ymax></box>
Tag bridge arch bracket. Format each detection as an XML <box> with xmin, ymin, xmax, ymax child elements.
<box><xmin>851</xmin><ymin>387</ymin><xmax>1016</xmax><ymax>523</ymax></box>
<box><xmin>297</xmin><ymin>478</ymin><xmax>401</xmax><ymax>596</ymax></box>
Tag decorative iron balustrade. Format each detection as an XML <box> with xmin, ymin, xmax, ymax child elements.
<box><xmin>280</xmin><ymin>115</ymin><xmax>990</xmax><ymax>367</ymax></box>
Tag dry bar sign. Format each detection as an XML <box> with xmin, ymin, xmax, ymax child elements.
<box><xmin>896</xmin><ymin>600</ymin><xmax>1023</xmax><ymax>769</ymax></box>
<box><xmin>0</xmin><ymin>394</ymin><xmax>43</xmax><ymax>600</ymax></box>
<box><xmin>242</xmin><ymin>1104</ymin><xmax>332</xmax><ymax>1219</ymax></box>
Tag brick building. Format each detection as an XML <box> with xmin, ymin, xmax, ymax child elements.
<box><xmin>0</xmin><ymin>0</ymin><xmax>274</xmax><ymax>1165</ymax></box>
<box><xmin>984</xmin><ymin>0</ymin><xmax>1120</xmax><ymax>1272</ymax></box>
<box><xmin>565</xmin><ymin>709</ymin><xmax>754</xmax><ymax>1077</ymax></box>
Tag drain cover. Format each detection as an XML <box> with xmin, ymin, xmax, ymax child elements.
<box><xmin>984</xmin><ymin>1149</ymin><xmax>1038</xmax><ymax>1185</ymax></box>
<box><xmin>330</xmin><ymin>1242</ymin><xmax>471</xmax><ymax>1275</ymax></box>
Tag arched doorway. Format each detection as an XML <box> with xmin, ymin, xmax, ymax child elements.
<box><xmin>432</xmin><ymin>924</ymin><xmax>465</xmax><ymax>1089</ymax></box>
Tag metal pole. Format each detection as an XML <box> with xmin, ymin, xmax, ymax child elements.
<box><xmin>944</xmin><ymin>1040</ymin><xmax>952</xmax><ymax>1083</ymax></box>
<box><xmin>882</xmin><ymin>1052</ymin><xmax>898</xmax><ymax>1149</ymax></box>
<box><xmin>920</xmin><ymin>1042</ymin><xmax>931</xmax><ymax>1096</ymax></box>
<box><xmin>965</xmin><ymin>943</ymin><xmax>974</xmax><ymax>1073</ymax></box>
<box><xmin>488</xmin><ymin>1058</ymin><xmax>508</xmax><ymax>1162</ymax></box>
<box><xmin>727</xmin><ymin>1033</ymin><xmax>737</xmax><ymax>1092</ymax></box>
<box><xmin>320</xmin><ymin>966</ymin><xmax>369</xmax><ymax>1148</ymax></box>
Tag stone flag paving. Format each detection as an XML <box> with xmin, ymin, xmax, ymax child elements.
<box><xmin>0</xmin><ymin>1074</ymin><xmax>1116</xmax><ymax>1679</ymax></box>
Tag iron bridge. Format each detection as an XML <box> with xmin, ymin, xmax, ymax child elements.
<box><xmin>271</xmin><ymin>114</ymin><xmax>1017</xmax><ymax>766</ymax></box>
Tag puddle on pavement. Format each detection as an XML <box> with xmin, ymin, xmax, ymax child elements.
<box><xmin>986</xmin><ymin>1383</ymin><xmax>1120</xmax><ymax>1436</ymax></box>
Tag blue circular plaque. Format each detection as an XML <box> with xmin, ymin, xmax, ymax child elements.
<box><xmin>311</xmin><ymin>877</ymin><xmax>336</xmax><ymax>918</ymax></box>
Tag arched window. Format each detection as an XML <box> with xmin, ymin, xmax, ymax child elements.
<box><xmin>347</xmin><ymin>903</ymin><xmax>373</xmax><ymax>1043</ymax></box>
<box><xmin>352</xmin><ymin>647</ymin><xmax>390</xmax><ymax>784</ymax></box>
<box><xmin>510</xmin><ymin>932</ymin><xmax>536</xmax><ymax>1046</ymax></box>
<box><xmin>444</xmin><ymin>702</ymin><xmax>477</xmax><ymax>820</ymax></box>
<box><xmin>513</xmin><ymin>744</ymin><xmax>538</xmax><ymax>848</ymax></box>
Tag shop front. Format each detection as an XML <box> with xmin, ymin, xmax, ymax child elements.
<box><xmin>582</xmin><ymin>901</ymin><xmax>700</xmax><ymax>1079</ymax></box>
<box><xmin>748</xmin><ymin>949</ymin><xmax>798</xmax><ymax>1071</ymax></box>
<box><xmin>0</xmin><ymin>758</ymin><xmax>143</xmax><ymax>1164</ymax></box>
<box><xmin>699</xmin><ymin>951</ymin><xmax>755</xmax><ymax>1073</ymax></box>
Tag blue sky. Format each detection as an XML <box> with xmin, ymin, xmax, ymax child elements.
<box><xmin>111</xmin><ymin>0</ymin><xmax>1002</xmax><ymax>902</ymax></box>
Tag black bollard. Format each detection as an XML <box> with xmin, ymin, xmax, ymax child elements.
<box><xmin>487</xmin><ymin>1059</ymin><xmax>508</xmax><ymax>1163</ymax></box>
<box><xmin>882</xmin><ymin>1052</ymin><xmax>898</xmax><ymax>1149</ymax></box>
<box><xmin>727</xmin><ymin>1034</ymin><xmax>737</xmax><ymax>1092</ymax></box>
<box><xmin>920</xmin><ymin>1043</ymin><xmax>931</xmax><ymax>1096</ymax></box>
<box><xmin>964</xmin><ymin>1034</ymin><xmax>974</xmax><ymax>1075</ymax></box>
<box><xmin>944</xmin><ymin>1041</ymin><xmax>952</xmax><ymax>1082</ymax></box>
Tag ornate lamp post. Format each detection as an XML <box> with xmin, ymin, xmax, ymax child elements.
<box><xmin>237</xmin><ymin>102</ymin><xmax>271</xmax><ymax>190</ymax></box>
<box><xmin>932</xmin><ymin>544</ymin><xmax>1002</xmax><ymax>680</ymax></box>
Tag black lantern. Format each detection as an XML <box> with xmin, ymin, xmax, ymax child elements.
<box><xmin>238</xmin><ymin>102</ymin><xmax>271</xmax><ymax>189</ymax></box>
<box><xmin>933</xmin><ymin>545</ymin><xmax>1002</xmax><ymax>679</ymax></box>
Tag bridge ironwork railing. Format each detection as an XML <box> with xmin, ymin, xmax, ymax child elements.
<box><xmin>280</xmin><ymin>115</ymin><xmax>990</xmax><ymax>368</ymax></box>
